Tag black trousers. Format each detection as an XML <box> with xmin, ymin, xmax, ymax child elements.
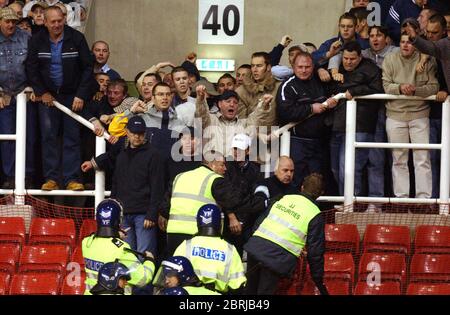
<box><xmin>245</xmin><ymin>254</ymin><xmax>280</xmax><ymax>295</ymax></box>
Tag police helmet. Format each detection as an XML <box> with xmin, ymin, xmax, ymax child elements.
<box><xmin>95</xmin><ymin>198</ymin><xmax>123</xmax><ymax>237</ymax></box>
<box><xmin>161</xmin><ymin>287</ymin><xmax>189</xmax><ymax>295</ymax></box>
<box><xmin>90</xmin><ymin>260</ymin><xmax>131</xmax><ymax>294</ymax></box>
<box><xmin>162</xmin><ymin>256</ymin><xmax>197</xmax><ymax>286</ymax></box>
<box><xmin>196</xmin><ymin>204</ymin><xmax>222</xmax><ymax>237</ymax></box>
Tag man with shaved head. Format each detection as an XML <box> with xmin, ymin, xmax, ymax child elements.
<box><xmin>252</xmin><ymin>156</ymin><xmax>298</xmax><ymax>210</ymax></box>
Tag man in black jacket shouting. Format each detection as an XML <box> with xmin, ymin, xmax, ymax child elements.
<box><xmin>276</xmin><ymin>51</ymin><xmax>337</xmax><ymax>187</ymax></box>
<box><xmin>26</xmin><ymin>6</ymin><xmax>94</xmax><ymax>191</ymax></box>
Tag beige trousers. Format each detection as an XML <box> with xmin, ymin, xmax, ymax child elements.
<box><xmin>386</xmin><ymin>117</ymin><xmax>432</xmax><ymax>198</ymax></box>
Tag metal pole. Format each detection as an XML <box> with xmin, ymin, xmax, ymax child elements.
<box><xmin>14</xmin><ymin>92</ymin><xmax>27</xmax><ymax>205</ymax></box>
<box><xmin>53</xmin><ymin>101</ymin><xmax>111</xmax><ymax>141</ymax></box>
<box><xmin>439</xmin><ymin>97</ymin><xmax>450</xmax><ymax>215</ymax></box>
<box><xmin>94</xmin><ymin>136</ymin><xmax>106</xmax><ymax>208</ymax></box>
<box><xmin>280</xmin><ymin>131</ymin><xmax>291</xmax><ymax>157</ymax></box>
<box><xmin>343</xmin><ymin>100</ymin><xmax>357</xmax><ymax>209</ymax></box>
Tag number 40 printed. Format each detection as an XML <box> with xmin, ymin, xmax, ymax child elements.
<box><xmin>198</xmin><ymin>0</ymin><xmax>244</xmax><ymax>45</ymax></box>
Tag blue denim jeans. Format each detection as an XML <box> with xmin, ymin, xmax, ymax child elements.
<box><xmin>429</xmin><ymin>118</ymin><xmax>441</xmax><ymax>198</ymax></box>
<box><xmin>290</xmin><ymin>136</ymin><xmax>324</xmax><ymax>187</ymax></box>
<box><xmin>330</xmin><ymin>132</ymin><xmax>374</xmax><ymax>196</ymax></box>
<box><xmin>122</xmin><ymin>213</ymin><xmax>156</xmax><ymax>296</ymax></box>
<box><xmin>367</xmin><ymin>108</ymin><xmax>386</xmax><ymax>197</ymax></box>
<box><xmin>0</xmin><ymin>97</ymin><xmax>37</xmax><ymax>178</ymax></box>
<box><xmin>122</xmin><ymin>214</ymin><xmax>157</xmax><ymax>256</ymax></box>
<box><xmin>38</xmin><ymin>94</ymin><xmax>81</xmax><ymax>186</ymax></box>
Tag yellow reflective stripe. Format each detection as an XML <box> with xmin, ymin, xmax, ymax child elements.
<box><xmin>267</xmin><ymin>212</ymin><xmax>307</xmax><ymax>242</ymax></box>
<box><xmin>257</xmin><ymin>225</ymin><xmax>302</xmax><ymax>255</ymax></box>
<box><xmin>185</xmin><ymin>239</ymin><xmax>192</xmax><ymax>257</ymax></box>
<box><xmin>171</xmin><ymin>192</ymin><xmax>215</xmax><ymax>204</ymax></box>
<box><xmin>223</xmin><ymin>244</ymin><xmax>233</xmax><ymax>280</ymax></box>
<box><xmin>195</xmin><ymin>269</ymin><xmax>225</xmax><ymax>282</ymax></box>
<box><xmin>229</xmin><ymin>271</ymin><xmax>246</xmax><ymax>280</ymax></box>
<box><xmin>128</xmin><ymin>262</ymin><xmax>148</xmax><ymax>287</ymax></box>
<box><xmin>169</xmin><ymin>214</ymin><xmax>197</xmax><ymax>222</ymax></box>
<box><xmin>199</xmin><ymin>173</ymin><xmax>217</xmax><ymax>196</ymax></box>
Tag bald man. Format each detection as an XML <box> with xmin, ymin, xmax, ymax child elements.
<box><xmin>253</xmin><ymin>156</ymin><xmax>298</xmax><ymax>210</ymax></box>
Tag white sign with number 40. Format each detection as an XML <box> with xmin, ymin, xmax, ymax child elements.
<box><xmin>198</xmin><ymin>0</ymin><xmax>244</xmax><ymax>45</ymax></box>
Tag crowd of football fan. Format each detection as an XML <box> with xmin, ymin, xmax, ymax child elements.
<box><xmin>1</xmin><ymin>0</ymin><xmax>449</xmax><ymax>295</ymax></box>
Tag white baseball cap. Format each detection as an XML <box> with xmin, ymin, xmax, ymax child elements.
<box><xmin>231</xmin><ymin>134</ymin><xmax>252</xmax><ymax>150</ymax></box>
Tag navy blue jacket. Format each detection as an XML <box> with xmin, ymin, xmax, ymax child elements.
<box><xmin>26</xmin><ymin>25</ymin><xmax>95</xmax><ymax>101</ymax></box>
<box><xmin>312</xmin><ymin>34</ymin><xmax>369</xmax><ymax>67</ymax></box>
<box><xmin>385</xmin><ymin>0</ymin><xmax>423</xmax><ymax>45</ymax></box>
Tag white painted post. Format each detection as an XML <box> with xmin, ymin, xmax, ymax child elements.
<box><xmin>280</xmin><ymin>131</ymin><xmax>291</xmax><ymax>156</ymax></box>
<box><xmin>94</xmin><ymin>136</ymin><xmax>106</xmax><ymax>208</ymax></box>
<box><xmin>14</xmin><ymin>92</ymin><xmax>27</xmax><ymax>205</ymax></box>
<box><xmin>439</xmin><ymin>97</ymin><xmax>450</xmax><ymax>215</ymax></box>
<box><xmin>344</xmin><ymin>100</ymin><xmax>357</xmax><ymax>209</ymax></box>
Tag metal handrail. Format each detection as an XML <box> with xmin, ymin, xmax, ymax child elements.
<box><xmin>279</xmin><ymin>94</ymin><xmax>450</xmax><ymax>215</ymax></box>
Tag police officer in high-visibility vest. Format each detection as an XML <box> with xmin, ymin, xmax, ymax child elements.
<box><xmin>163</xmin><ymin>150</ymin><xmax>248</xmax><ymax>256</ymax></box>
<box><xmin>82</xmin><ymin>199</ymin><xmax>155</xmax><ymax>295</ymax></box>
<box><xmin>153</xmin><ymin>256</ymin><xmax>220</xmax><ymax>295</ymax></box>
<box><xmin>90</xmin><ymin>260</ymin><xmax>131</xmax><ymax>295</ymax></box>
<box><xmin>244</xmin><ymin>173</ymin><xmax>329</xmax><ymax>295</ymax></box>
<box><xmin>173</xmin><ymin>204</ymin><xmax>246</xmax><ymax>294</ymax></box>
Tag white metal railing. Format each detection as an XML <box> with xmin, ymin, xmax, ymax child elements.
<box><xmin>279</xmin><ymin>94</ymin><xmax>450</xmax><ymax>215</ymax></box>
<box><xmin>0</xmin><ymin>90</ymin><xmax>111</xmax><ymax>207</ymax></box>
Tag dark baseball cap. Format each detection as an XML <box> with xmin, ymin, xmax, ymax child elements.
<box><xmin>218</xmin><ymin>90</ymin><xmax>239</xmax><ymax>101</ymax></box>
<box><xmin>126</xmin><ymin>116</ymin><xmax>146</xmax><ymax>133</ymax></box>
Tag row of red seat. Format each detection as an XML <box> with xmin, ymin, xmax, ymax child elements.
<box><xmin>0</xmin><ymin>217</ymin><xmax>97</xmax><ymax>250</ymax></box>
<box><xmin>278</xmin><ymin>251</ymin><xmax>450</xmax><ymax>295</ymax></box>
<box><xmin>2</xmin><ymin>218</ymin><xmax>449</xmax><ymax>255</ymax></box>
<box><xmin>299</xmin><ymin>278</ymin><xmax>450</xmax><ymax>295</ymax></box>
<box><xmin>0</xmin><ymin>271</ymin><xmax>85</xmax><ymax>295</ymax></box>
<box><xmin>0</xmin><ymin>243</ymin><xmax>85</xmax><ymax>275</ymax></box>
<box><xmin>325</xmin><ymin>224</ymin><xmax>450</xmax><ymax>256</ymax></box>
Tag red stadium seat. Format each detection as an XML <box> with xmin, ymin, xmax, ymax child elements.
<box><xmin>324</xmin><ymin>253</ymin><xmax>355</xmax><ymax>283</ymax></box>
<box><xmin>61</xmin><ymin>271</ymin><xmax>86</xmax><ymax>295</ymax></box>
<box><xmin>29</xmin><ymin>218</ymin><xmax>76</xmax><ymax>249</ymax></box>
<box><xmin>358</xmin><ymin>252</ymin><xmax>406</xmax><ymax>286</ymax></box>
<box><xmin>325</xmin><ymin>224</ymin><xmax>360</xmax><ymax>256</ymax></box>
<box><xmin>302</xmin><ymin>253</ymin><xmax>354</xmax><ymax>295</ymax></box>
<box><xmin>78</xmin><ymin>219</ymin><xmax>96</xmax><ymax>244</ymax></box>
<box><xmin>0</xmin><ymin>243</ymin><xmax>20</xmax><ymax>274</ymax></box>
<box><xmin>9</xmin><ymin>272</ymin><xmax>61</xmax><ymax>295</ymax></box>
<box><xmin>363</xmin><ymin>225</ymin><xmax>410</xmax><ymax>255</ymax></box>
<box><xmin>354</xmin><ymin>282</ymin><xmax>401</xmax><ymax>295</ymax></box>
<box><xmin>0</xmin><ymin>272</ymin><xmax>11</xmax><ymax>295</ymax></box>
<box><xmin>70</xmin><ymin>246</ymin><xmax>85</xmax><ymax>268</ymax></box>
<box><xmin>407</xmin><ymin>283</ymin><xmax>450</xmax><ymax>295</ymax></box>
<box><xmin>410</xmin><ymin>254</ymin><xmax>450</xmax><ymax>282</ymax></box>
<box><xmin>18</xmin><ymin>244</ymin><xmax>70</xmax><ymax>274</ymax></box>
<box><xmin>414</xmin><ymin>225</ymin><xmax>450</xmax><ymax>254</ymax></box>
<box><xmin>0</xmin><ymin>217</ymin><xmax>26</xmax><ymax>247</ymax></box>
<box><xmin>301</xmin><ymin>277</ymin><xmax>351</xmax><ymax>295</ymax></box>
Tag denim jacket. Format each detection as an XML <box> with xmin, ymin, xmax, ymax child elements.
<box><xmin>0</xmin><ymin>27</ymin><xmax>30</xmax><ymax>95</ymax></box>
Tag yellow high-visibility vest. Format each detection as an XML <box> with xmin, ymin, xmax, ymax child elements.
<box><xmin>82</xmin><ymin>235</ymin><xmax>155</xmax><ymax>295</ymax></box>
<box><xmin>174</xmin><ymin>236</ymin><xmax>246</xmax><ymax>293</ymax></box>
<box><xmin>254</xmin><ymin>194</ymin><xmax>320</xmax><ymax>257</ymax></box>
<box><xmin>167</xmin><ymin>166</ymin><xmax>221</xmax><ymax>235</ymax></box>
